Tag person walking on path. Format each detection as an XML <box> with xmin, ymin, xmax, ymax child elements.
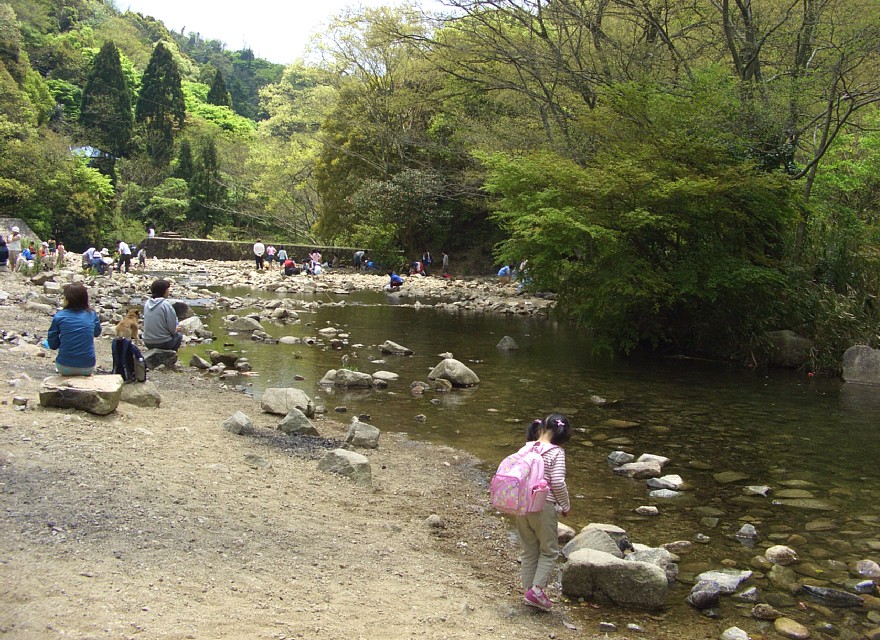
<box><xmin>117</xmin><ymin>239</ymin><xmax>132</xmax><ymax>273</ymax></box>
<box><xmin>253</xmin><ymin>239</ymin><xmax>265</xmax><ymax>270</ymax></box>
<box><xmin>143</xmin><ymin>279</ymin><xmax>183</xmax><ymax>351</ymax></box>
<box><xmin>46</xmin><ymin>283</ymin><xmax>102</xmax><ymax>376</ymax></box>
<box><xmin>441</xmin><ymin>250</ymin><xmax>449</xmax><ymax>276</ymax></box>
<box><xmin>515</xmin><ymin>414</ymin><xmax>571</xmax><ymax>612</ymax></box>
<box><xmin>6</xmin><ymin>226</ymin><xmax>21</xmax><ymax>268</ymax></box>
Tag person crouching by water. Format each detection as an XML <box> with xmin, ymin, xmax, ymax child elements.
<box><xmin>517</xmin><ymin>413</ymin><xmax>571</xmax><ymax>612</ymax></box>
<box><xmin>143</xmin><ymin>279</ymin><xmax>183</xmax><ymax>351</ymax></box>
<box><xmin>47</xmin><ymin>283</ymin><xmax>102</xmax><ymax>376</ymax></box>
<box><xmin>385</xmin><ymin>270</ymin><xmax>404</xmax><ymax>292</ymax></box>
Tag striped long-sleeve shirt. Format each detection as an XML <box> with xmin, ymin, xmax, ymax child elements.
<box><xmin>540</xmin><ymin>445</ymin><xmax>570</xmax><ymax>514</ymax></box>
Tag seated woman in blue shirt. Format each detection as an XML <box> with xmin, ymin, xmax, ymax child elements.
<box><xmin>47</xmin><ymin>283</ymin><xmax>102</xmax><ymax>376</ymax></box>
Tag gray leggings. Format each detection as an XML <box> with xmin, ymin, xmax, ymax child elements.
<box><xmin>515</xmin><ymin>502</ymin><xmax>560</xmax><ymax>589</ymax></box>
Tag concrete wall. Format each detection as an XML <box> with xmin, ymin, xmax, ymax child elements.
<box><xmin>139</xmin><ymin>237</ymin><xmax>362</xmax><ymax>263</ymax></box>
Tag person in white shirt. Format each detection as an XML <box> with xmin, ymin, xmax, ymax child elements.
<box><xmin>253</xmin><ymin>240</ymin><xmax>265</xmax><ymax>270</ymax></box>
<box><xmin>117</xmin><ymin>239</ymin><xmax>132</xmax><ymax>273</ymax></box>
<box><xmin>82</xmin><ymin>246</ymin><xmax>96</xmax><ymax>270</ymax></box>
<box><xmin>7</xmin><ymin>226</ymin><xmax>21</xmax><ymax>267</ymax></box>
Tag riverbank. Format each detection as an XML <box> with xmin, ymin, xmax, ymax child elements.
<box><xmin>0</xmin><ymin>268</ymin><xmax>606</xmax><ymax>639</ymax></box>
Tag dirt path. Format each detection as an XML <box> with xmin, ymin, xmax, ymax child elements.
<box><xmin>0</xmin><ymin>271</ymin><xmax>605</xmax><ymax>640</ymax></box>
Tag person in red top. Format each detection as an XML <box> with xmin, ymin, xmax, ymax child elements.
<box><xmin>517</xmin><ymin>413</ymin><xmax>571</xmax><ymax>612</ymax></box>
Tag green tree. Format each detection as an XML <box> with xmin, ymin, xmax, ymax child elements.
<box><xmin>188</xmin><ymin>136</ymin><xmax>226</xmax><ymax>235</ymax></box>
<box><xmin>173</xmin><ymin>138</ymin><xmax>193</xmax><ymax>180</ymax></box>
<box><xmin>79</xmin><ymin>41</ymin><xmax>133</xmax><ymax>161</ymax></box>
<box><xmin>206</xmin><ymin>67</ymin><xmax>230</xmax><ymax>106</ymax></box>
<box><xmin>135</xmin><ymin>41</ymin><xmax>185</xmax><ymax>163</ymax></box>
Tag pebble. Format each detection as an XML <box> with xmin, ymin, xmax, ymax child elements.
<box><xmin>721</xmin><ymin>627</ymin><xmax>749</xmax><ymax>640</ymax></box>
<box><xmin>773</xmin><ymin>617</ymin><xmax>810</xmax><ymax>639</ymax></box>
<box><xmin>598</xmin><ymin>622</ymin><xmax>617</xmax><ymax>632</ymax></box>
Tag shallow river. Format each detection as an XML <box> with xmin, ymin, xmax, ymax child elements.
<box><xmin>181</xmin><ymin>286</ymin><xmax>880</xmax><ymax>637</ymax></box>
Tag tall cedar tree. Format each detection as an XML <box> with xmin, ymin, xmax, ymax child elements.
<box><xmin>173</xmin><ymin>139</ymin><xmax>194</xmax><ymax>180</ymax></box>
<box><xmin>79</xmin><ymin>41</ymin><xmax>132</xmax><ymax>158</ymax></box>
<box><xmin>188</xmin><ymin>137</ymin><xmax>226</xmax><ymax>235</ymax></box>
<box><xmin>207</xmin><ymin>68</ymin><xmax>231</xmax><ymax>107</ymax></box>
<box><xmin>135</xmin><ymin>42</ymin><xmax>185</xmax><ymax>163</ymax></box>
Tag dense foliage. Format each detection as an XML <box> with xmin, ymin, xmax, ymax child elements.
<box><xmin>1</xmin><ymin>0</ymin><xmax>879</xmax><ymax>369</ymax></box>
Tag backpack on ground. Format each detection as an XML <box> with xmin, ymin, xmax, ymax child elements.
<box><xmin>490</xmin><ymin>442</ymin><xmax>553</xmax><ymax>516</ymax></box>
<box><xmin>111</xmin><ymin>337</ymin><xmax>147</xmax><ymax>383</ymax></box>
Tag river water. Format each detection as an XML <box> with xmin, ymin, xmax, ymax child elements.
<box><xmin>181</xmin><ymin>286</ymin><xmax>880</xmax><ymax>637</ymax></box>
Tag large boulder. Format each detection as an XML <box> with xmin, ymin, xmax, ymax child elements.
<box><xmin>842</xmin><ymin>345</ymin><xmax>880</xmax><ymax>386</ymax></box>
<box><xmin>346</xmin><ymin>420</ymin><xmax>380</xmax><ymax>449</ymax></box>
<box><xmin>379</xmin><ymin>340</ymin><xmax>413</xmax><ymax>356</ymax></box>
<box><xmin>177</xmin><ymin>316</ymin><xmax>203</xmax><ymax>335</ymax></box>
<box><xmin>765</xmin><ymin>330</ymin><xmax>814</xmax><ymax>368</ymax></box>
<box><xmin>144</xmin><ymin>348</ymin><xmax>178</xmax><ymax>370</ymax></box>
<box><xmin>120</xmin><ymin>381</ymin><xmax>162</xmax><ymax>408</ymax></box>
<box><xmin>427</xmin><ymin>358</ymin><xmax>480</xmax><ymax>388</ymax></box>
<box><xmin>172</xmin><ymin>301</ymin><xmax>194</xmax><ymax>320</ymax></box>
<box><xmin>39</xmin><ymin>375</ymin><xmax>124</xmax><ymax>415</ymax></box>
<box><xmin>278</xmin><ymin>408</ymin><xmax>319</xmax><ymax>436</ymax></box>
<box><xmin>261</xmin><ymin>387</ymin><xmax>314</xmax><ymax>417</ymax></box>
<box><xmin>333</xmin><ymin>368</ymin><xmax>374</xmax><ymax>388</ymax></box>
<box><xmin>317</xmin><ymin>449</ymin><xmax>371</xmax><ymax>486</ymax></box>
<box><xmin>561</xmin><ymin>549</ymin><xmax>668</xmax><ymax>610</ymax></box>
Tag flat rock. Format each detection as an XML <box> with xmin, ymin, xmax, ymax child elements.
<box><xmin>774</xmin><ymin>617</ymin><xmax>811</xmax><ymax>640</ymax></box>
<box><xmin>39</xmin><ymin>375</ymin><xmax>123</xmax><ymax>415</ymax></box>
<box><xmin>379</xmin><ymin>340</ymin><xmax>412</xmax><ymax>356</ymax></box>
<box><xmin>613</xmin><ymin>460</ymin><xmax>662</xmax><ymax>479</ymax></box>
<box><xmin>714</xmin><ymin>471</ymin><xmax>750</xmax><ymax>484</ymax></box>
<box><xmin>144</xmin><ymin>348</ymin><xmax>178</xmax><ymax>369</ymax></box>
<box><xmin>371</xmin><ymin>370</ymin><xmax>399</xmax><ymax>382</ymax></box>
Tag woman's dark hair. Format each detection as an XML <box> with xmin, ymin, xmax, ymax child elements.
<box><xmin>62</xmin><ymin>283</ymin><xmax>90</xmax><ymax>311</ymax></box>
<box><xmin>150</xmin><ymin>279</ymin><xmax>171</xmax><ymax>298</ymax></box>
<box><xmin>0</xmin><ymin>236</ymin><xmax>6</xmax><ymax>246</ymax></box>
<box><xmin>526</xmin><ymin>413</ymin><xmax>571</xmax><ymax>445</ymax></box>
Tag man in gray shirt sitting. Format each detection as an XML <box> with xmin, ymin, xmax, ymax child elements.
<box><xmin>143</xmin><ymin>279</ymin><xmax>183</xmax><ymax>351</ymax></box>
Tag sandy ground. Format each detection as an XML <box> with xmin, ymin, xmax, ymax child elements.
<box><xmin>0</xmin><ymin>269</ymin><xmax>606</xmax><ymax>640</ymax></box>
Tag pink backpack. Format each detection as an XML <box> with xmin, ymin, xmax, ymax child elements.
<box><xmin>490</xmin><ymin>442</ymin><xmax>554</xmax><ymax>516</ymax></box>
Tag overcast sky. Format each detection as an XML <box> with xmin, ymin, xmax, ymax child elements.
<box><xmin>121</xmin><ymin>0</ymin><xmax>444</xmax><ymax>64</ymax></box>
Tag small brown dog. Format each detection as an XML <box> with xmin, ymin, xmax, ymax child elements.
<box><xmin>115</xmin><ymin>309</ymin><xmax>140</xmax><ymax>341</ymax></box>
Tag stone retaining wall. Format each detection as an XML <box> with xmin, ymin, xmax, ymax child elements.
<box><xmin>140</xmin><ymin>237</ymin><xmax>362</xmax><ymax>263</ymax></box>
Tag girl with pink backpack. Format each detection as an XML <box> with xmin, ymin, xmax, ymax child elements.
<box><xmin>516</xmin><ymin>413</ymin><xmax>571</xmax><ymax>612</ymax></box>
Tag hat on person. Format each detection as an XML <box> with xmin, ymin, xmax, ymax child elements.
<box><xmin>100</xmin><ymin>248</ymin><xmax>109</xmax><ymax>256</ymax></box>
<box><xmin>11</xmin><ymin>226</ymin><xmax>19</xmax><ymax>233</ymax></box>
<box><xmin>42</xmin><ymin>241</ymin><xmax>48</xmax><ymax>246</ymax></box>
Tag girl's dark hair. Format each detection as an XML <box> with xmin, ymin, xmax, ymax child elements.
<box><xmin>150</xmin><ymin>279</ymin><xmax>171</xmax><ymax>298</ymax></box>
<box><xmin>62</xmin><ymin>283</ymin><xmax>90</xmax><ymax>311</ymax></box>
<box><xmin>526</xmin><ymin>413</ymin><xmax>571</xmax><ymax>445</ymax></box>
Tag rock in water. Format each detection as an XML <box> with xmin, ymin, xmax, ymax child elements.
<box><xmin>562</xmin><ymin>549</ymin><xmax>668</xmax><ymax>610</ymax></box>
<box><xmin>427</xmin><ymin>358</ymin><xmax>480</xmax><ymax>387</ymax></box>
<box><xmin>774</xmin><ymin>617</ymin><xmax>811</xmax><ymax>640</ymax></box>
<box><xmin>688</xmin><ymin>581</ymin><xmax>721</xmax><ymax>610</ymax></box>
<box><xmin>317</xmin><ymin>449</ymin><xmax>371</xmax><ymax>486</ymax></box>
<box><xmin>496</xmin><ymin>335</ymin><xmax>519</xmax><ymax>350</ymax></box>
<box><xmin>800</xmin><ymin>584</ymin><xmax>864</xmax><ymax>607</ymax></box>
<box><xmin>379</xmin><ymin>340</ymin><xmax>413</xmax><ymax>356</ymax></box>
<box><xmin>766</xmin><ymin>545</ymin><xmax>799</xmax><ymax>565</ymax></box>
<box><xmin>842</xmin><ymin>345</ymin><xmax>880</xmax><ymax>385</ymax></box>
<box><xmin>39</xmin><ymin>375</ymin><xmax>123</xmax><ymax>415</ymax></box>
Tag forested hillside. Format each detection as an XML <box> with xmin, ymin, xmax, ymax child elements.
<box><xmin>1</xmin><ymin>0</ymin><xmax>879</xmax><ymax>368</ymax></box>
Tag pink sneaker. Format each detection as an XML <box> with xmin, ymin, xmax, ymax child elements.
<box><xmin>524</xmin><ymin>587</ymin><xmax>553</xmax><ymax>611</ymax></box>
